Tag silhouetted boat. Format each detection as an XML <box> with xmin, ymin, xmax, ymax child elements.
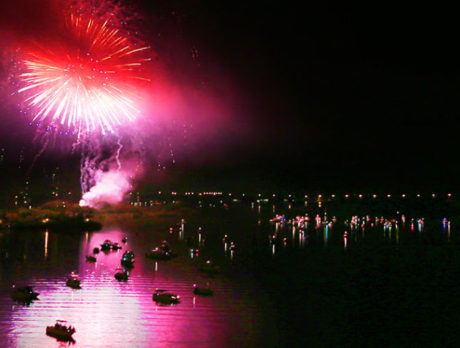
<box><xmin>100</xmin><ymin>240</ymin><xmax>113</xmax><ymax>251</ymax></box>
<box><xmin>159</xmin><ymin>241</ymin><xmax>171</xmax><ymax>252</ymax></box>
<box><xmin>46</xmin><ymin>320</ymin><xmax>75</xmax><ymax>341</ymax></box>
<box><xmin>111</xmin><ymin>242</ymin><xmax>122</xmax><ymax>251</ymax></box>
<box><xmin>93</xmin><ymin>247</ymin><xmax>100</xmax><ymax>254</ymax></box>
<box><xmin>146</xmin><ymin>248</ymin><xmax>176</xmax><ymax>261</ymax></box>
<box><xmin>122</xmin><ymin>237</ymin><xmax>128</xmax><ymax>244</ymax></box>
<box><xmin>193</xmin><ymin>284</ymin><xmax>214</xmax><ymax>296</ymax></box>
<box><xmin>121</xmin><ymin>251</ymin><xmax>135</xmax><ymax>268</ymax></box>
<box><xmin>86</xmin><ymin>256</ymin><xmax>96</xmax><ymax>262</ymax></box>
<box><xmin>199</xmin><ymin>260</ymin><xmax>220</xmax><ymax>276</ymax></box>
<box><xmin>11</xmin><ymin>286</ymin><xmax>39</xmax><ymax>303</ymax></box>
<box><xmin>115</xmin><ymin>270</ymin><xmax>128</xmax><ymax>281</ymax></box>
<box><xmin>153</xmin><ymin>289</ymin><xmax>180</xmax><ymax>305</ymax></box>
<box><xmin>66</xmin><ymin>273</ymin><xmax>81</xmax><ymax>289</ymax></box>
<box><xmin>270</xmin><ymin>215</ymin><xmax>286</xmax><ymax>223</ymax></box>
<box><xmin>146</xmin><ymin>241</ymin><xmax>177</xmax><ymax>260</ymax></box>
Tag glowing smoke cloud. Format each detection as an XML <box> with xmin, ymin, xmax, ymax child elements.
<box><xmin>79</xmin><ymin>169</ymin><xmax>131</xmax><ymax>208</ymax></box>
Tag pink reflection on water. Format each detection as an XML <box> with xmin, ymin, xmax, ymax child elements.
<box><xmin>79</xmin><ymin>228</ymin><xmax>143</xmax><ymax>274</ymax></box>
<box><xmin>6</xmin><ymin>226</ymin><xmax>259</xmax><ymax>347</ymax></box>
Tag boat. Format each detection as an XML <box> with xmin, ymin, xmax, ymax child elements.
<box><xmin>160</xmin><ymin>241</ymin><xmax>171</xmax><ymax>252</ymax></box>
<box><xmin>270</xmin><ymin>215</ymin><xmax>286</xmax><ymax>223</ymax></box>
<box><xmin>153</xmin><ymin>289</ymin><xmax>180</xmax><ymax>305</ymax></box>
<box><xmin>11</xmin><ymin>286</ymin><xmax>39</xmax><ymax>303</ymax></box>
<box><xmin>66</xmin><ymin>273</ymin><xmax>81</xmax><ymax>289</ymax></box>
<box><xmin>115</xmin><ymin>270</ymin><xmax>128</xmax><ymax>281</ymax></box>
<box><xmin>93</xmin><ymin>247</ymin><xmax>100</xmax><ymax>254</ymax></box>
<box><xmin>121</xmin><ymin>251</ymin><xmax>135</xmax><ymax>268</ymax></box>
<box><xmin>111</xmin><ymin>242</ymin><xmax>122</xmax><ymax>251</ymax></box>
<box><xmin>193</xmin><ymin>284</ymin><xmax>214</xmax><ymax>296</ymax></box>
<box><xmin>146</xmin><ymin>241</ymin><xmax>177</xmax><ymax>260</ymax></box>
<box><xmin>86</xmin><ymin>255</ymin><xmax>96</xmax><ymax>262</ymax></box>
<box><xmin>46</xmin><ymin>320</ymin><xmax>75</xmax><ymax>341</ymax></box>
<box><xmin>122</xmin><ymin>237</ymin><xmax>128</xmax><ymax>244</ymax></box>
<box><xmin>145</xmin><ymin>248</ymin><xmax>176</xmax><ymax>261</ymax></box>
<box><xmin>199</xmin><ymin>260</ymin><xmax>220</xmax><ymax>276</ymax></box>
<box><xmin>100</xmin><ymin>240</ymin><xmax>113</xmax><ymax>251</ymax></box>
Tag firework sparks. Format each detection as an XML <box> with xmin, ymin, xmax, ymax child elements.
<box><xmin>17</xmin><ymin>8</ymin><xmax>150</xmax><ymax>136</ymax></box>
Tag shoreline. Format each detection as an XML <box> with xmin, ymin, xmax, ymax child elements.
<box><xmin>0</xmin><ymin>201</ymin><xmax>195</xmax><ymax>232</ymax></box>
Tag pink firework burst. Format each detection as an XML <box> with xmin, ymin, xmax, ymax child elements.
<box><xmin>17</xmin><ymin>4</ymin><xmax>150</xmax><ymax>136</ymax></box>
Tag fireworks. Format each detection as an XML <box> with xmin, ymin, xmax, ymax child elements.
<box><xmin>17</xmin><ymin>3</ymin><xmax>150</xmax><ymax>136</ymax></box>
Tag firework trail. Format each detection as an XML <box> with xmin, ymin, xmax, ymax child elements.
<box><xmin>116</xmin><ymin>136</ymin><xmax>123</xmax><ymax>170</ymax></box>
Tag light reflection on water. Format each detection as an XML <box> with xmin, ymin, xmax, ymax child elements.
<box><xmin>1</xmin><ymin>200</ymin><xmax>457</xmax><ymax>347</ymax></box>
<box><xmin>0</xmin><ymin>226</ymin><xmax>277</xmax><ymax>347</ymax></box>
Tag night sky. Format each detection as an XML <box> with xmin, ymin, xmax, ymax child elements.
<box><xmin>137</xmin><ymin>1</ymin><xmax>460</xmax><ymax>192</ymax></box>
<box><xmin>1</xmin><ymin>1</ymin><xmax>459</xmax><ymax>195</ymax></box>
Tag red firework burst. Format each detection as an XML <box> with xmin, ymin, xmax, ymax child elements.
<box><xmin>17</xmin><ymin>1</ymin><xmax>150</xmax><ymax>136</ymax></box>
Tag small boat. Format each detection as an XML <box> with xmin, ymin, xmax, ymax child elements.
<box><xmin>270</xmin><ymin>215</ymin><xmax>286</xmax><ymax>223</ymax></box>
<box><xmin>11</xmin><ymin>286</ymin><xmax>39</xmax><ymax>303</ymax></box>
<box><xmin>145</xmin><ymin>248</ymin><xmax>176</xmax><ymax>261</ymax></box>
<box><xmin>153</xmin><ymin>289</ymin><xmax>180</xmax><ymax>305</ymax></box>
<box><xmin>160</xmin><ymin>241</ymin><xmax>171</xmax><ymax>253</ymax></box>
<box><xmin>115</xmin><ymin>270</ymin><xmax>128</xmax><ymax>281</ymax></box>
<box><xmin>46</xmin><ymin>320</ymin><xmax>75</xmax><ymax>341</ymax></box>
<box><xmin>66</xmin><ymin>273</ymin><xmax>81</xmax><ymax>289</ymax></box>
<box><xmin>122</xmin><ymin>237</ymin><xmax>128</xmax><ymax>244</ymax></box>
<box><xmin>86</xmin><ymin>256</ymin><xmax>96</xmax><ymax>263</ymax></box>
<box><xmin>193</xmin><ymin>284</ymin><xmax>213</xmax><ymax>296</ymax></box>
<box><xmin>111</xmin><ymin>242</ymin><xmax>122</xmax><ymax>251</ymax></box>
<box><xmin>121</xmin><ymin>251</ymin><xmax>135</xmax><ymax>268</ymax></box>
<box><xmin>199</xmin><ymin>260</ymin><xmax>220</xmax><ymax>276</ymax></box>
<box><xmin>100</xmin><ymin>240</ymin><xmax>113</xmax><ymax>251</ymax></box>
<box><xmin>93</xmin><ymin>247</ymin><xmax>100</xmax><ymax>254</ymax></box>
<box><xmin>146</xmin><ymin>241</ymin><xmax>177</xmax><ymax>260</ymax></box>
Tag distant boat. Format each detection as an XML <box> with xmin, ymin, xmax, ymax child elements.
<box><xmin>159</xmin><ymin>241</ymin><xmax>171</xmax><ymax>253</ymax></box>
<box><xmin>199</xmin><ymin>260</ymin><xmax>220</xmax><ymax>276</ymax></box>
<box><xmin>115</xmin><ymin>270</ymin><xmax>128</xmax><ymax>281</ymax></box>
<box><xmin>153</xmin><ymin>289</ymin><xmax>180</xmax><ymax>305</ymax></box>
<box><xmin>93</xmin><ymin>247</ymin><xmax>100</xmax><ymax>254</ymax></box>
<box><xmin>86</xmin><ymin>255</ymin><xmax>96</xmax><ymax>262</ymax></box>
<box><xmin>193</xmin><ymin>284</ymin><xmax>214</xmax><ymax>296</ymax></box>
<box><xmin>11</xmin><ymin>286</ymin><xmax>39</xmax><ymax>303</ymax></box>
<box><xmin>100</xmin><ymin>240</ymin><xmax>113</xmax><ymax>251</ymax></box>
<box><xmin>111</xmin><ymin>242</ymin><xmax>122</xmax><ymax>251</ymax></box>
<box><xmin>122</xmin><ymin>237</ymin><xmax>128</xmax><ymax>244</ymax></box>
<box><xmin>121</xmin><ymin>251</ymin><xmax>135</xmax><ymax>268</ymax></box>
<box><xmin>46</xmin><ymin>320</ymin><xmax>75</xmax><ymax>342</ymax></box>
<box><xmin>270</xmin><ymin>215</ymin><xmax>286</xmax><ymax>223</ymax></box>
<box><xmin>145</xmin><ymin>248</ymin><xmax>176</xmax><ymax>261</ymax></box>
<box><xmin>66</xmin><ymin>273</ymin><xmax>81</xmax><ymax>289</ymax></box>
<box><xmin>146</xmin><ymin>241</ymin><xmax>177</xmax><ymax>260</ymax></box>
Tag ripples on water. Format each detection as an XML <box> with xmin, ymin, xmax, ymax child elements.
<box><xmin>0</xmin><ymin>221</ymin><xmax>278</xmax><ymax>347</ymax></box>
<box><xmin>1</xmin><ymin>199</ymin><xmax>459</xmax><ymax>347</ymax></box>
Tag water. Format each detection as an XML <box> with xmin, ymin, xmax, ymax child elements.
<box><xmin>0</xmin><ymin>223</ymin><xmax>277</xmax><ymax>347</ymax></box>
<box><xmin>1</xmin><ymin>198</ymin><xmax>460</xmax><ymax>346</ymax></box>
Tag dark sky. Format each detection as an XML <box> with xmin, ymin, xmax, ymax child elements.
<box><xmin>135</xmin><ymin>1</ymin><xmax>460</xmax><ymax>191</ymax></box>
<box><xmin>1</xmin><ymin>1</ymin><xmax>459</xmax><ymax>194</ymax></box>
